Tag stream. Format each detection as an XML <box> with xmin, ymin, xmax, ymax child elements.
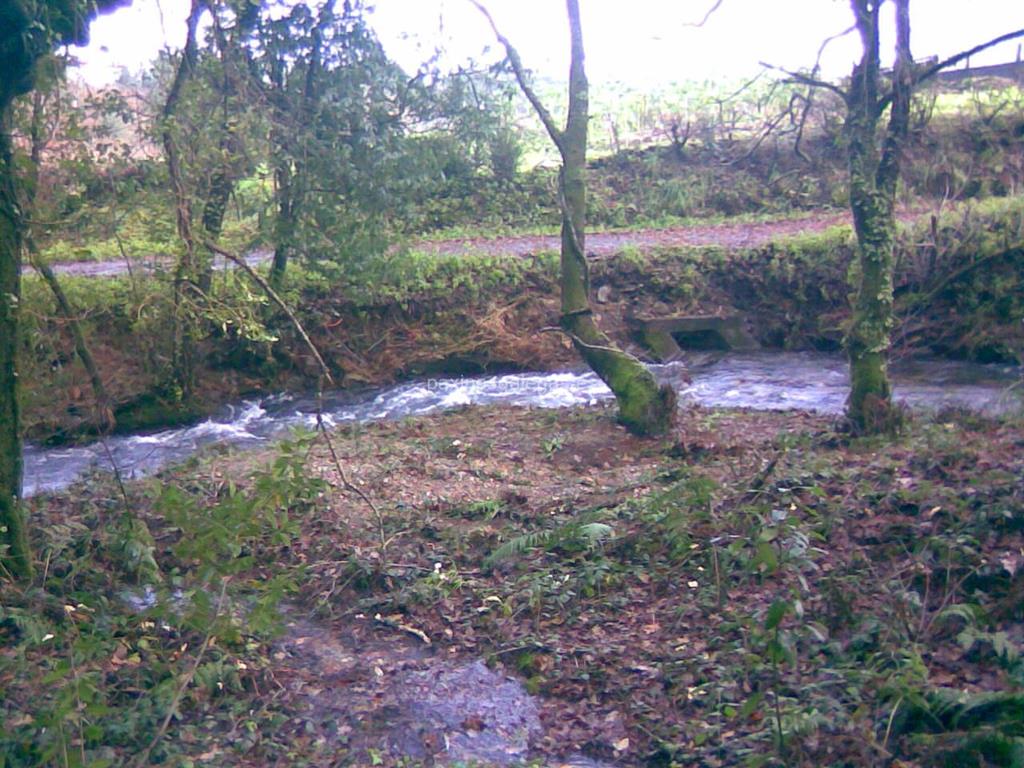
<box><xmin>40</xmin><ymin>350</ymin><xmax>1019</xmax><ymax>766</ymax></box>
<box><xmin>24</xmin><ymin>351</ymin><xmax>1021</xmax><ymax>498</ymax></box>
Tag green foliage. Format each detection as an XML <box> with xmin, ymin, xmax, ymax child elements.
<box><xmin>485</xmin><ymin>519</ymin><xmax>614</xmax><ymax>569</ymax></box>
<box><xmin>323</xmin><ymin>248</ymin><xmax>544</xmax><ymax>307</ymax></box>
<box><xmin>897</xmin><ymin>689</ymin><xmax>1024</xmax><ymax>767</ymax></box>
<box><xmin>0</xmin><ymin>437</ymin><xmax>324</xmax><ymax>766</ymax></box>
<box><xmin>158</xmin><ymin>434</ymin><xmax>321</xmax><ymax>582</ymax></box>
<box><xmin>107</xmin><ymin>514</ymin><xmax>161</xmax><ymax>584</ymax></box>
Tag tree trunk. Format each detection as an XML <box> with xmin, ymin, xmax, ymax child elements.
<box><xmin>558</xmin><ymin>0</ymin><xmax>674</xmax><ymax>435</ymax></box>
<box><xmin>161</xmin><ymin>0</ymin><xmax>204</xmax><ymax>400</ymax></box>
<box><xmin>1</xmin><ymin>0</ymin><xmax>130</xmax><ymax>579</ymax></box>
<box><xmin>843</xmin><ymin>0</ymin><xmax>911</xmax><ymax>434</ymax></box>
<box><xmin>846</xmin><ymin>185</ymin><xmax>896</xmax><ymax>431</ymax></box>
<box><xmin>269</xmin><ymin>157</ymin><xmax>295</xmax><ymax>289</ymax></box>
<box><xmin>474</xmin><ymin>0</ymin><xmax>674</xmax><ymax>436</ymax></box>
<box><xmin>197</xmin><ymin>11</ymin><xmax>255</xmax><ymax>295</ymax></box>
<box><xmin>267</xmin><ymin>1</ymin><xmax>332</xmax><ymax>290</ymax></box>
<box><xmin>196</xmin><ymin>143</ymin><xmax>234</xmax><ymax>294</ymax></box>
<box><xmin>0</xmin><ymin>110</ymin><xmax>32</xmax><ymax>578</ymax></box>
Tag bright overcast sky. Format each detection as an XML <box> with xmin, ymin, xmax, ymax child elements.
<box><xmin>73</xmin><ymin>0</ymin><xmax>1024</xmax><ymax>87</ymax></box>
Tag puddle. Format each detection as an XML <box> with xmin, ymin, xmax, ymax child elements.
<box><xmin>274</xmin><ymin>614</ymin><xmax>614</xmax><ymax>767</ymax></box>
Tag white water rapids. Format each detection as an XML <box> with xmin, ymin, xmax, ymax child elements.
<box><xmin>23</xmin><ymin>352</ymin><xmax>1022</xmax><ymax>497</ymax></box>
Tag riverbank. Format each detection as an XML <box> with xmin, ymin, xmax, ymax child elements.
<box><xmin>19</xmin><ymin>197</ymin><xmax>1024</xmax><ymax>444</ymax></box>
<box><xmin>4</xmin><ymin>400</ymin><xmax>1023</xmax><ymax>766</ymax></box>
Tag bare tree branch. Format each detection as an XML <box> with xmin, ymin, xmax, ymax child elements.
<box><xmin>719</xmin><ymin>70</ymin><xmax>766</xmax><ymax>104</ymax></box>
<box><xmin>878</xmin><ymin>27</ymin><xmax>1024</xmax><ymax>111</ymax></box>
<box><xmin>815</xmin><ymin>24</ymin><xmax>857</xmax><ymax>70</ymax></box>
<box><xmin>685</xmin><ymin>0</ymin><xmax>725</xmax><ymax>28</ymax></box>
<box><xmin>467</xmin><ymin>0</ymin><xmax>565</xmax><ymax>152</ymax></box>
<box><xmin>760</xmin><ymin>62</ymin><xmax>848</xmax><ymax>100</ymax></box>
<box><xmin>913</xmin><ymin>27</ymin><xmax>1024</xmax><ymax>88</ymax></box>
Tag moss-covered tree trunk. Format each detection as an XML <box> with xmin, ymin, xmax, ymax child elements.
<box><xmin>0</xmin><ymin>115</ymin><xmax>32</xmax><ymax>578</ymax></box>
<box><xmin>843</xmin><ymin>0</ymin><xmax>911</xmax><ymax>434</ymax></box>
<box><xmin>475</xmin><ymin>0</ymin><xmax>675</xmax><ymax>435</ymax></box>
<box><xmin>557</xmin><ymin>4</ymin><xmax>674</xmax><ymax>435</ymax></box>
<box><xmin>1</xmin><ymin>0</ymin><xmax>127</xmax><ymax>579</ymax></box>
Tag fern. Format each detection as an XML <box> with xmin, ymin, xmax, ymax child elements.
<box><xmin>485</xmin><ymin>520</ymin><xmax>613</xmax><ymax>567</ymax></box>
<box><xmin>0</xmin><ymin>604</ymin><xmax>52</xmax><ymax>645</ymax></box>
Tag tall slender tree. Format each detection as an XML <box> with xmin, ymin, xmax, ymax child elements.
<box><xmin>267</xmin><ymin>0</ymin><xmax>335</xmax><ymax>288</ymax></box>
<box><xmin>843</xmin><ymin>2</ymin><xmax>1024</xmax><ymax>432</ymax></box>
<box><xmin>161</xmin><ymin>0</ymin><xmax>205</xmax><ymax>400</ymax></box>
<box><xmin>842</xmin><ymin>0</ymin><xmax>912</xmax><ymax>433</ymax></box>
<box><xmin>1</xmin><ymin>0</ymin><xmax>128</xmax><ymax>578</ymax></box>
<box><xmin>783</xmin><ymin>3</ymin><xmax>1023</xmax><ymax>433</ymax></box>
<box><xmin>473</xmin><ymin>0</ymin><xmax>676</xmax><ymax>436</ymax></box>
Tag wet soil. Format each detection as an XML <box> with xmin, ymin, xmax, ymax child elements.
<box><xmin>275</xmin><ymin>614</ymin><xmax>544</xmax><ymax>767</ymax></box>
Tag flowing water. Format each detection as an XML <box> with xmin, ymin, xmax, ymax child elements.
<box><xmin>25</xmin><ymin>351</ymin><xmax>1021</xmax><ymax>498</ymax></box>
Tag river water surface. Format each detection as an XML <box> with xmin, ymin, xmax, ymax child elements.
<box><xmin>24</xmin><ymin>351</ymin><xmax>1021</xmax><ymax>497</ymax></box>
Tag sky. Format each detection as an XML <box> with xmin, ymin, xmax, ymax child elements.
<box><xmin>72</xmin><ymin>0</ymin><xmax>1024</xmax><ymax>88</ymax></box>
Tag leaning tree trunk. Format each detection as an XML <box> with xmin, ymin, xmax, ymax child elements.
<box><xmin>556</xmin><ymin>12</ymin><xmax>675</xmax><ymax>435</ymax></box>
<box><xmin>30</xmin><ymin>253</ymin><xmax>115</xmax><ymax>428</ymax></box>
<box><xmin>26</xmin><ymin>90</ymin><xmax>114</xmax><ymax>429</ymax></box>
<box><xmin>474</xmin><ymin>0</ymin><xmax>675</xmax><ymax>436</ymax></box>
<box><xmin>0</xmin><ymin>113</ymin><xmax>32</xmax><ymax>578</ymax></box>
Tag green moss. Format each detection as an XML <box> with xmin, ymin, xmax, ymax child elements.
<box><xmin>112</xmin><ymin>393</ymin><xmax>207</xmax><ymax>435</ymax></box>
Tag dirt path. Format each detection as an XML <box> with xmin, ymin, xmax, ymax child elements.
<box><xmin>44</xmin><ymin>208</ymin><xmax>929</xmax><ymax>278</ymax></box>
<box><xmin>417</xmin><ymin>210</ymin><xmax>860</xmax><ymax>259</ymax></box>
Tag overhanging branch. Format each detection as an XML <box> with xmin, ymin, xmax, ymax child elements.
<box><xmin>914</xmin><ymin>27</ymin><xmax>1024</xmax><ymax>87</ymax></box>
<box><xmin>879</xmin><ymin>27</ymin><xmax>1024</xmax><ymax>110</ymax></box>
<box><xmin>203</xmin><ymin>240</ymin><xmax>334</xmax><ymax>385</ymax></box>
<box><xmin>467</xmin><ymin>0</ymin><xmax>565</xmax><ymax>153</ymax></box>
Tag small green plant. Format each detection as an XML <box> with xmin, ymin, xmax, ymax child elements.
<box><xmin>407</xmin><ymin>562</ymin><xmax>464</xmax><ymax>604</ymax></box>
<box><xmin>452</xmin><ymin>499</ymin><xmax>505</xmax><ymax>520</ymax></box>
<box><xmin>540</xmin><ymin>434</ymin><xmax>566</xmax><ymax>458</ymax></box>
<box><xmin>485</xmin><ymin>518</ymin><xmax>614</xmax><ymax>569</ymax></box>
